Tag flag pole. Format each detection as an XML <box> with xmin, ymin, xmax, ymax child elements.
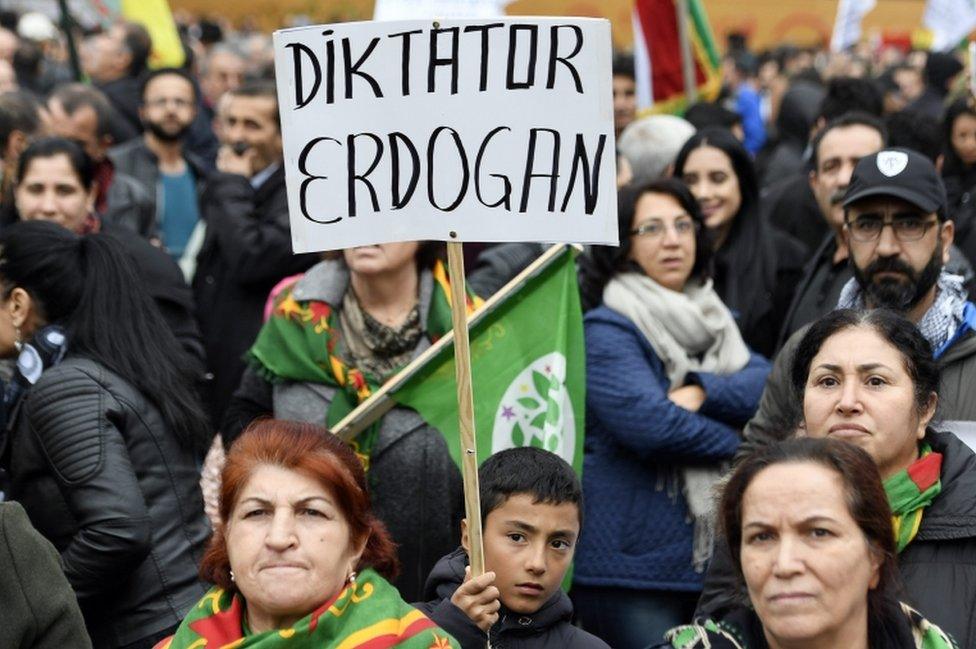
<box><xmin>446</xmin><ymin>241</ymin><xmax>488</xmax><ymax>580</ymax></box>
<box><xmin>675</xmin><ymin>0</ymin><xmax>698</xmax><ymax>103</ymax></box>
<box><xmin>58</xmin><ymin>0</ymin><xmax>84</xmax><ymax>82</ymax></box>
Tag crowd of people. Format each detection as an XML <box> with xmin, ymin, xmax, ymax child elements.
<box><xmin>0</xmin><ymin>6</ymin><xmax>976</xmax><ymax>649</ymax></box>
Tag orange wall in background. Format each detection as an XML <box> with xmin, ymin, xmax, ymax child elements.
<box><xmin>169</xmin><ymin>0</ymin><xmax>925</xmax><ymax>51</ymax></box>
<box><xmin>705</xmin><ymin>0</ymin><xmax>925</xmax><ymax>50</ymax></box>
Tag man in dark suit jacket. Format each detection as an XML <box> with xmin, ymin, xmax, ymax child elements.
<box><xmin>194</xmin><ymin>81</ymin><xmax>316</xmax><ymax>426</ymax></box>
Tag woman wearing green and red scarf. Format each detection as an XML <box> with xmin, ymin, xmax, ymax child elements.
<box><xmin>788</xmin><ymin>308</ymin><xmax>976</xmax><ymax>646</ymax></box>
<box><xmin>220</xmin><ymin>242</ymin><xmax>486</xmax><ymax>603</ymax></box>
<box><xmin>665</xmin><ymin>309</ymin><xmax>969</xmax><ymax>649</ymax></box>
<box><xmin>157</xmin><ymin>419</ymin><xmax>460</xmax><ymax>649</ymax></box>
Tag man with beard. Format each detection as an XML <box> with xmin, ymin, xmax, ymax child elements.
<box><xmin>695</xmin><ymin>147</ymin><xmax>976</xmax><ymax>619</ymax></box>
<box><xmin>739</xmin><ymin>147</ymin><xmax>976</xmax><ymax>457</ymax></box>
<box><xmin>777</xmin><ymin>111</ymin><xmax>972</xmax><ymax>349</ymax></box>
<box><xmin>109</xmin><ymin>68</ymin><xmax>209</xmax><ymax>264</ymax></box>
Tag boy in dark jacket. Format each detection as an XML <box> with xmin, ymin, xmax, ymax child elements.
<box><xmin>416</xmin><ymin>448</ymin><xmax>609</xmax><ymax>649</ymax></box>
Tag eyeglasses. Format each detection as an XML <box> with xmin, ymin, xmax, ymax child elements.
<box><xmin>845</xmin><ymin>212</ymin><xmax>940</xmax><ymax>243</ymax></box>
<box><xmin>630</xmin><ymin>216</ymin><xmax>698</xmax><ymax>239</ymax></box>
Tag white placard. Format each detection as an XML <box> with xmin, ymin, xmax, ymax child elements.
<box><xmin>373</xmin><ymin>0</ymin><xmax>512</xmax><ymax>21</ymax></box>
<box><xmin>273</xmin><ymin>18</ymin><xmax>618</xmax><ymax>253</ymax></box>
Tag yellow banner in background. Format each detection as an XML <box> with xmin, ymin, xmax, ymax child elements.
<box><xmin>121</xmin><ymin>0</ymin><xmax>185</xmax><ymax>68</ymax></box>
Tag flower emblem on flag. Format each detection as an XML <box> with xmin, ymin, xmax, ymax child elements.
<box><xmin>492</xmin><ymin>352</ymin><xmax>576</xmax><ymax>467</ymax></box>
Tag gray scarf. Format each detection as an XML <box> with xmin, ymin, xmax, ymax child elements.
<box><xmin>603</xmin><ymin>273</ymin><xmax>751</xmax><ymax>571</ymax></box>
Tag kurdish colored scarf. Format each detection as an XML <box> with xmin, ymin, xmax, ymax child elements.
<box><xmin>155</xmin><ymin>568</ymin><xmax>459</xmax><ymax>649</ymax></box>
<box><xmin>884</xmin><ymin>443</ymin><xmax>943</xmax><ymax>553</ymax></box>
<box><xmin>247</xmin><ymin>260</ymin><xmax>481</xmax><ymax>469</ymax></box>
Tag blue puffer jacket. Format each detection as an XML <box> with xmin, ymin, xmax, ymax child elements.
<box><xmin>573</xmin><ymin>306</ymin><xmax>771</xmax><ymax>592</ymax></box>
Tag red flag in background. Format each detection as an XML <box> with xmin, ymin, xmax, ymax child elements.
<box><xmin>632</xmin><ymin>0</ymin><xmax>722</xmax><ymax>114</ymax></box>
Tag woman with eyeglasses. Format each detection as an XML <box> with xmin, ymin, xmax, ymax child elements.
<box><xmin>572</xmin><ymin>179</ymin><xmax>771</xmax><ymax>649</ymax></box>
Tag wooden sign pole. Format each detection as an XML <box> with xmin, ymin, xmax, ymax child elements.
<box><xmin>446</xmin><ymin>241</ymin><xmax>487</xmax><ymax>579</ymax></box>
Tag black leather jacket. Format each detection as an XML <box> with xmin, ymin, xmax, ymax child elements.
<box><xmin>3</xmin><ymin>357</ymin><xmax>209</xmax><ymax>648</ymax></box>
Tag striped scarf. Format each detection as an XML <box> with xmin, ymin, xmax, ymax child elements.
<box><xmin>154</xmin><ymin>568</ymin><xmax>459</xmax><ymax>649</ymax></box>
<box><xmin>247</xmin><ymin>260</ymin><xmax>481</xmax><ymax>469</ymax></box>
<box><xmin>884</xmin><ymin>444</ymin><xmax>943</xmax><ymax>553</ymax></box>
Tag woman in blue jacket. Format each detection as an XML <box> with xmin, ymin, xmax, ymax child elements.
<box><xmin>573</xmin><ymin>178</ymin><xmax>771</xmax><ymax>649</ymax></box>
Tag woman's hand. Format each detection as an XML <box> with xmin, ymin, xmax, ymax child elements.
<box><xmin>669</xmin><ymin>384</ymin><xmax>706</xmax><ymax>412</ymax></box>
<box><xmin>450</xmin><ymin>566</ymin><xmax>500</xmax><ymax>632</ymax></box>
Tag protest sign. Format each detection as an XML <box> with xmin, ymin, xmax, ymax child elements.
<box><xmin>272</xmin><ymin>18</ymin><xmax>618</xmax><ymax>252</ymax></box>
<box><xmin>373</xmin><ymin>0</ymin><xmax>512</xmax><ymax>21</ymax></box>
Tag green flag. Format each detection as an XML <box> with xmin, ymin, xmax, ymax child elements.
<box><xmin>391</xmin><ymin>246</ymin><xmax>585</xmax><ymax>474</ymax></box>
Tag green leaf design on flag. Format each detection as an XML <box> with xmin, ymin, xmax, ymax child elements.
<box><xmin>390</xmin><ymin>246</ymin><xmax>585</xmax><ymax>476</ymax></box>
<box><xmin>512</xmin><ymin>422</ymin><xmax>525</xmax><ymax>447</ymax></box>
<box><xmin>532</xmin><ymin>370</ymin><xmax>550</xmax><ymax>400</ymax></box>
<box><xmin>546</xmin><ymin>397</ymin><xmax>560</xmax><ymax>425</ymax></box>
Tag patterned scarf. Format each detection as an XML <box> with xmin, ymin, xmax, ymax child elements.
<box><xmin>155</xmin><ymin>568</ymin><xmax>459</xmax><ymax>649</ymax></box>
<box><xmin>665</xmin><ymin>603</ymin><xmax>957</xmax><ymax>648</ymax></box>
<box><xmin>837</xmin><ymin>271</ymin><xmax>968</xmax><ymax>354</ymax></box>
<box><xmin>247</xmin><ymin>261</ymin><xmax>482</xmax><ymax>469</ymax></box>
<box><xmin>884</xmin><ymin>443</ymin><xmax>943</xmax><ymax>553</ymax></box>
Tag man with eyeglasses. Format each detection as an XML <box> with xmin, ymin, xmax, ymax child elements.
<box><xmin>737</xmin><ymin>147</ymin><xmax>976</xmax><ymax>457</ymax></box>
<box><xmin>696</xmin><ymin>147</ymin><xmax>976</xmax><ymax>624</ymax></box>
<box><xmin>109</xmin><ymin>68</ymin><xmax>210</xmax><ymax>265</ymax></box>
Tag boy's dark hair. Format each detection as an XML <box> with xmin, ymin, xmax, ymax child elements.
<box><xmin>479</xmin><ymin>447</ymin><xmax>583</xmax><ymax>527</ymax></box>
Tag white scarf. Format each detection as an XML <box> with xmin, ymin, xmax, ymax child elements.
<box><xmin>603</xmin><ymin>272</ymin><xmax>751</xmax><ymax>571</ymax></box>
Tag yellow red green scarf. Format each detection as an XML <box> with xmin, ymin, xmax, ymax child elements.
<box><xmin>884</xmin><ymin>443</ymin><xmax>943</xmax><ymax>553</ymax></box>
<box><xmin>154</xmin><ymin>568</ymin><xmax>458</xmax><ymax>649</ymax></box>
<box><xmin>247</xmin><ymin>261</ymin><xmax>482</xmax><ymax>469</ymax></box>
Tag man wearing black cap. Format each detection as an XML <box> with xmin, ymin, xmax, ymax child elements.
<box><xmin>742</xmin><ymin>147</ymin><xmax>976</xmax><ymax>452</ymax></box>
<box><xmin>697</xmin><ymin>147</ymin><xmax>976</xmax><ymax>647</ymax></box>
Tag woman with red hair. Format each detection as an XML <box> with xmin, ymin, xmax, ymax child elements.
<box><xmin>157</xmin><ymin>419</ymin><xmax>460</xmax><ymax>649</ymax></box>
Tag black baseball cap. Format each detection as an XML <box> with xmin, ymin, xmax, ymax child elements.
<box><xmin>842</xmin><ymin>147</ymin><xmax>947</xmax><ymax>215</ymax></box>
